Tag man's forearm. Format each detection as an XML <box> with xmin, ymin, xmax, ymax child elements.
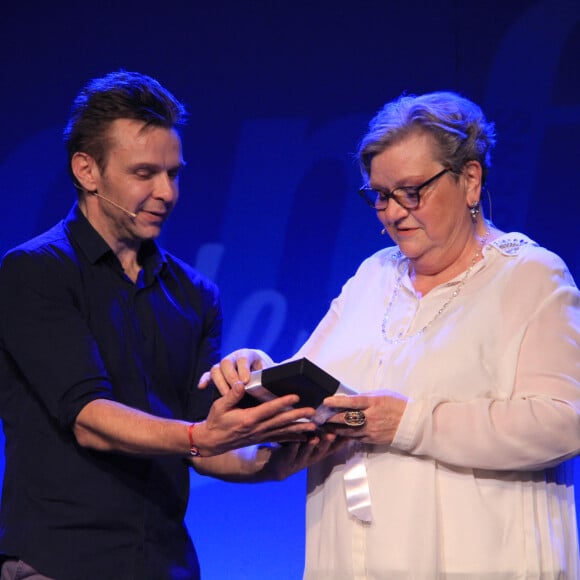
<box><xmin>192</xmin><ymin>445</ymin><xmax>275</xmax><ymax>482</ymax></box>
<box><xmin>74</xmin><ymin>399</ymin><xmax>191</xmax><ymax>455</ymax></box>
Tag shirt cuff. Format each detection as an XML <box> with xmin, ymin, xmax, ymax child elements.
<box><xmin>391</xmin><ymin>397</ymin><xmax>424</xmax><ymax>452</ymax></box>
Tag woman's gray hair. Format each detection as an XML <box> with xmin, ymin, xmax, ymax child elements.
<box><xmin>357</xmin><ymin>91</ymin><xmax>496</xmax><ymax>184</ymax></box>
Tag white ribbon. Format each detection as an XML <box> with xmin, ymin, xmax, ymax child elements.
<box><xmin>344</xmin><ymin>450</ymin><xmax>372</xmax><ymax>523</ymax></box>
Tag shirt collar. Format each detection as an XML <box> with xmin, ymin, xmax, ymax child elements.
<box><xmin>63</xmin><ymin>203</ymin><xmax>167</xmax><ymax>277</ymax></box>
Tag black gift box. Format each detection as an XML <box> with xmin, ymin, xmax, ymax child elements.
<box><xmin>213</xmin><ymin>358</ymin><xmax>341</xmax><ymax>409</ymax></box>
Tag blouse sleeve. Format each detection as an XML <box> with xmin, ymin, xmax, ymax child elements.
<box><xmin>392</xmin><ymin>251</ymin><xmax>580</xmax><ymax>471</ymax></box>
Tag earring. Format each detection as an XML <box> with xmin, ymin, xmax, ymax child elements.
<box><xmin>380</xmin><ymin>228</ymin><xmax>386</xmax><ymax>235</ymax></box>
<box><xmin>469</xmin><ymin>202</ymin><xmax>480</xmax><ymax>223</ymax></box>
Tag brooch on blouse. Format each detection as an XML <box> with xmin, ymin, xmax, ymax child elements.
<box><xmin>491</xmin><ymin>237</ymin><xmax>534</xmax><ymax>256</ymax></box>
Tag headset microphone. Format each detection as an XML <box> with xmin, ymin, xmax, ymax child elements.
<box><xmin>92</xmin><ymin>191</ymin><xmax>138</xmax><ymax>219</ymax></box>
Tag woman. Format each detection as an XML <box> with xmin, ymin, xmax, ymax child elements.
<box><xmin>206</xmin><ymin>92</ymin><xmax>580</xmax><ymax>578</ymax></box>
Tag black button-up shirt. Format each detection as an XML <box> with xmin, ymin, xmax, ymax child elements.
<box><xmin>0</xmin><ymin>204</ymin><xmax>222</xmax><ymax>579</ymax></box>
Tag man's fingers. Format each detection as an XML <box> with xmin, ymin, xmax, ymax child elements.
<box><xmin>218</xmin><ymin>380</ymin><xmax>247</xmax><ymax>409</ymax></box>
<box><xmin>252</xmin><ymin>395</ymin><xmax>316</xmax><ymax>428</ymax></box>
<box><xmin>225</xmin><ymin>353</ymin><xmax>252</xmax><ymax>383</ymax></box>
<box><xmin>221</xmin><ymin>350</ymin><xmax>262</xmax><ymax>383</ymax></box>
<box><xmin>204</xmin><ymin>363</ymin><xmax>238</xmax><ymax>396</ymax></box>
<box><xmin>197</xmin><ymin>370</ymin><xmax>211</xmax><ymax>389</ymax></box>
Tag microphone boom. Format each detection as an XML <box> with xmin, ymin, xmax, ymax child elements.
<box><xmin>92</xmin><ymin>192</ymin><xmax>137</xmax><ymax>219</ymax></box>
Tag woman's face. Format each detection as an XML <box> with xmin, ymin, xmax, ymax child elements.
<box><xmin>369</xmin><ymin>131</ymin><xmax>480</xmax><ymax>275</ymax></box>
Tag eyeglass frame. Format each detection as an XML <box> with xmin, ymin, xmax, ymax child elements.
<box><xmin>358</xmin><ymin>167</ymin><xmax>452</xmax><ymax>211</ymax></box>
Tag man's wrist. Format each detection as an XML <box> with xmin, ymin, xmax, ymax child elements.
<box><xmin>188</xmin><ymin>422</ymin><xmax>202</xmax><ymax>457</ymax></box>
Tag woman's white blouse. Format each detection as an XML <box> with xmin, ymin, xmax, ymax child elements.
<box><xmin>295</xmin><ymin>233</ymin><xmax>580</xmax><ymax>579</ymax></box>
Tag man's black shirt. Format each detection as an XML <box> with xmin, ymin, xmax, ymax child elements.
<box><xmin>0</xmin><ymin>204</ymin><xmax>222</xmax><ymax>579</ymax></box>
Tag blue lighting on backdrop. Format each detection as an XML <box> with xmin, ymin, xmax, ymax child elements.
<box><xmin>1</xmin><ymin>1</ymin><xmax>579</xmax><ymax>578</ymax></box>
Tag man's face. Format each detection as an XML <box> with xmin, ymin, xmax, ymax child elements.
<box><xmin>87</xmin><ymin>118</ymin><xmax>184</xmax><ymax>248</ymax></box>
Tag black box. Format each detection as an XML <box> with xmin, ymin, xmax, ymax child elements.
<box><xmin>213</xmin><ymin>358</ymin><xmax>341</xmax><ymax>409</ymax></box>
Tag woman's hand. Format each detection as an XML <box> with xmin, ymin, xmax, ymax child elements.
<box><xmin>322</xmin><ymin>390</ymin><xmax>408</xmax><ymax>445</ymax></box>
<box><xmin>198</xmin><ymin>348</ymin><xmax>275</xmax><ymax>396</ymax></box>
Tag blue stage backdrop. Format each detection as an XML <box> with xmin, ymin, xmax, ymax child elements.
<box><xmin>1</xmin><ymin>1</ymin><xmax>579</xmax><ymax>578</ymax></box>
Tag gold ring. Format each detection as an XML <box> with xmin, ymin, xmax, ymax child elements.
<box><xmin>344</xmin><ymin>410</ymin><xmax>366</xmax><ymax>427</ymax></box>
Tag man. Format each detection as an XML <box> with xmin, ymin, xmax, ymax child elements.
<box><xmin>0</xmin><ymin>70</ymin><xmax>324</xmax><ymax>580</ymax></box>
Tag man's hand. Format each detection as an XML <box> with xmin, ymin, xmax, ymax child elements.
<box><xmin>198</xmin><ymin>348</ymin><xmax>274</xmax><ymax>396</ymax></box>
<box><xmin>260</xmin><ymin>432</ymin><xmax>349</xmax><ymax>481</ymax></box>
<box><xmin>193</xmin><ymin>379</ymin><xmax>317</xmax><ymax>456</ymax></box>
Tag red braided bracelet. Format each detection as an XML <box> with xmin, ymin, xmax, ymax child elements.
<box><xmin>188</xmin><ymin>423</ymin><xmax>201</xmax><ymax>457</ymax></box>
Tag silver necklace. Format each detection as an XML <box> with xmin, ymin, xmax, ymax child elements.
<box><xmin>381</xmin><ymin>230</ymin><xmax>490</xmax><ymax>344</ymax></box>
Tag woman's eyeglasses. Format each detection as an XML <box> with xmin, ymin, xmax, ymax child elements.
<box><xmin>358</xmin><ymin>167</ymin><xmax>450</xmax><ymax>211</ymax></box>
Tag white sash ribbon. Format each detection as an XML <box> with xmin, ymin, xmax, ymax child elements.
<box><xmin>344</xmin><ymin>450</ymin><xmax>372</xmax><ymax>523</ymax></box>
